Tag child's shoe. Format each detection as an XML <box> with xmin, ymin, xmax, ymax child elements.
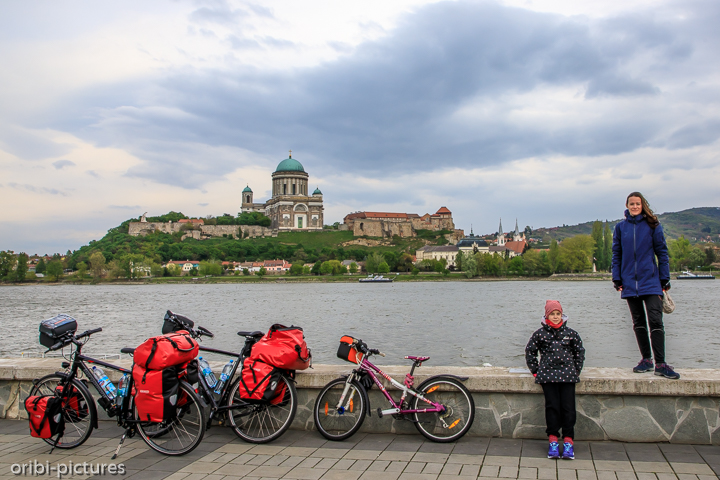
<box><xmin>562</xmin><ymin>442</ymin><xmax>574</xmax><ymax>460</ymax></box>
<box><xmin>633</xmin><ymin>358</ymin><xmax>654</xmax><ymax>373</ymax></box>
<box><xmin>548</xmin><ymin>442</ymin><xmax>560</xmax><ymax>459</ymax></box>
<box><xmin>654</xmin><ymin>363</ymin><xmax>680</xmax><ymax>379</ymax></box>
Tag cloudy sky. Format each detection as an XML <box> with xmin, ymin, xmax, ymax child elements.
<box><xmin>1</xmin><ymin>0</ymin><xmax>719</xmax><ymax>254</ymax></box>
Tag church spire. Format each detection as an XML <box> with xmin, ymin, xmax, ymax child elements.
<box><xmin>498</xmin><ymin>218</ymin><xmax>505</xmax><ymax>246</ymax></box>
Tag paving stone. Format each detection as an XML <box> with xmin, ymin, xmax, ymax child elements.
<box><xmin>244</xmin><ymin>466</ymin><xmax>292</xmax><ymax>477</ymax></box>
<box><xmin>404</xmin><ymin>462</ymin><xmax>426</xmax><ymax>474</ymax></box>
<box><xmin>352</xmin><ymin>460</ymin><xmax>374</xmax><ymax>471</ymax></box>
<box><xmin>675</xmin><ymin>475</ymin><xmax>698</xmax><ymax>480</ymax></box>
<box><xmin>279</xmin><ymin>457</ymin><xmax>305</xmax><ymax>468</ymax></box>
<box><xmin>577</xmin><ymin>470</ymin><xmax>597</xmax><ymax>480</ymax></box>
<box><xmin>461</xmin><ymin>464</ymin><xmax>482</xmax><ymax>477</ymax></box>
<box><xmin>359</xmin><ymin>472</ymin><xmax>401</xmax><ymax>480</ymax></box>
<box><xmin>437</xmin><ymin>476</ymin><xmax>477</xmax><ymax>480</ymax></box>
<box><xmin>264</xmin><ymin>455</ymin><xmax>290</xmax><ymax>467</ymax></box>
<box><xmin>632</xmin><ymin>462</ymin><xmax>673</xmax><ymax>473</ymax></box>
<box><xmin>559</xmin><ymin>461</ymin><xmax>594</xmax><ymax>470</ymax></box>
<box><xmin>519</xmin><ymin>467</ymin><xmax>539</xmax><ymax>479</ymax></box>
<box><xmin>296</xmin><ymin>458</ymin><xmax>322</xmax><ymax>469</ymax></box>
<box><xmin>636</xmin><ymin>474</ymin><xmax>657</xmax><ymax>480</ymax></box>
<box><xmin>655</xmin><ymin>474</ymin><xmax>679</xmax><ymax>480</ymax></box>
<box><xmin>422</xmin><ymin>463</ymin><xmax>444</xmax><ymax>474</ymax></box>
<box><xmin>412</xmin><ymin>453</ymin><xmax>449</xmax><ymax>463</ymax></box>
<box><xmin>480</xmin><ymin>465</ymin><xmax>501</xmax><ymax>477</ymax></box>
<box><xmin>538</xmin><ymin>467</ymin><xmax>558</xmax><ymax>479</ymax></box>
<box><xmin>594</xmin><ymin>462</ymin><xmax>634</xmax><ymax>472</ymax></box>
<box><xmin>284</xmin><ymin>467</ymin><xmax>328</xmax><ymax>479</ymax></box>
<box><xmin>212</xmin><ymin>464</ymin><xmax>258</xmax><ymax>477</ymax></box>
<box><xmin>344</xmin><ymin>450</ymin><xmax>381</xmax><ymax>460</ymax></box>
<box><xmin>447</xmin><ymin>453</ymin><xmax>484</xmax><ymax>465</ymax></box>
<box><xmin>311</xmin><ymin>449</ymin><xmax>350</xmax><ymax>459</ymax></box>
<box><xmin>386</xmin><ymin>461</ymin><xmax>408</xmax><ymax>473</ymax></box>
<box><xmin>330</xmin><ymin>459</ymin><xmax>356</xmax><ymax>470</ymax></box>
<box><xmin>282</xmin><ymin>447</ymin><xmax>319</xmax><ymax>457</ymax></box>
<box><xmin>558</xmin><ymin>470</ymin><xmax>576</xmax><ymax>480</ymax></box>
<box><xmin>180</xmin><ymin>462</ymin><xmax>224</xmax><ymax>474</ymax></box>
<box><xmin>320</xmin><ymin>470</ymin><xmax>362</xmax><ymax>480</ymax></box>
<box><xmin>247</xmin><ymin>455</ymin><xmax>273</xmax><ymax>466</ymax></box>
<box><xmin>596</xmin><ymin>472</ymin><xmax>616</xmax><ymax>480</ymax></box>
<box><xmin>398</xmin><ymin>474</ymin><xmax>438</xmax><ymax>480</ymax></box>
<box><xmin>499</xmin><ymin>466</ymin><xmax>520</xmax><ymax>478</ymax></box>
<box><xmin>440</xmin><ymin>463</ymin><xmax>462</xmax><ymax>476</ymax></box>
<box><xmin>379</xmin><ymin>451</ymin><xmax>415</xmax><ymax>462</ymax></box>
<box><xmin>368</xmin><ymin>460</ymin><xmax>391</xmax><ymax>471</ymax></box>
<box><xmin>485</xmin><ymin>455</ymin><xmax>521</xmax><ymax>466</ymax></box>
<box><xmin>316</xmin><ymin>458</ymin><xmax>339</xmax><ymax>469</ymax></box>
<box><xmin>615</xmin><ymin>472</ymin><xmax>638</xmax><ymax>480</ymax></box>
<box><xmin>670</xmin><ymin>463</ymin><xmax>715</xmax><ymax>475</ymax></box>
<box><xmin>522</xmin><ymin>458</ymin><xmax>554</xmax><ymax>468</ymax></box>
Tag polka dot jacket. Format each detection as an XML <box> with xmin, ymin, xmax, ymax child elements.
<box><xmin>525</xmin><ymin>317</ymin><xmax>585</xmax><ymax>384</ymax></box>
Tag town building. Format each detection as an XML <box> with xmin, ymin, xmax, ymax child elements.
<box><xmin>415</xmin><ymin>245</ymin><xmax>460</xmax><ymax>267</ymax></box>
<box><xmin>241</xmin><ymin>153</ymin><xmax>324</xmax><ymax>231</ymax></box>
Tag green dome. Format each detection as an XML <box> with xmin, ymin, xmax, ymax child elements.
<box><xmin>242</xmin><ymin>185</ymin><xmax>252</xmax><ymax>193</ymax></box>
<box><xmin>275</xmin><ymin>157</ymin><xmax>305</xmax><ymax>173</ymax></box>
<box><xmin>313</xmin><ymin>187</ymin><xmax>322</xmax><ymax>195</ymax></box>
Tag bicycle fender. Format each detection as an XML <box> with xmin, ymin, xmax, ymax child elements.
<box><xmin>420</xmin><ymin>374</ymin><xmax>469</xmax><ymax>385</ymax></box>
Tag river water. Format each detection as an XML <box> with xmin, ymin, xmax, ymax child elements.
<box><xmin>1</xmin><ymin>280</ymin><xmax>718</xmax><ymax>368</ymax></box>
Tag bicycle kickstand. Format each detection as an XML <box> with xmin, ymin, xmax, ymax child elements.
<box><xmin>111</xmin><ymin>428</ymin><xmax>131</xmax><ymax>460</ymax></box>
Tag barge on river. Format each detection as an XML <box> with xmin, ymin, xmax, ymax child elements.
<box><xmin>676</xmin><ymin>270</ymin><xmax>715</xmax><ymax>280</ymax></box>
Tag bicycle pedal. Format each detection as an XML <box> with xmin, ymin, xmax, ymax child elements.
<box><xmin>377</xmin><ymin>408</ymin><xmax>384</xmax><ymax>418</ymax></box>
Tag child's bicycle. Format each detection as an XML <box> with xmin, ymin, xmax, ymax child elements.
<box><xmin>27</xmin><ymin>327</ymin><xmax>206</xmax><ymax>457</ymax></box>
<box><xmin>313</xmin><ymin>336</ymin><xmax>475</xmax><ymax>442</ymax></box>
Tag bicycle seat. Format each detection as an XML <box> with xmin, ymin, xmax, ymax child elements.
<box><xmin>405</xmin><ymin>355</ymin><xmax>430</xmax><ymax>363</ymax></box>
<box><xmin>237</xmin><ymin>331</ymin><xmax>263</xmax><ymax>338</ymax></box>
<box><xmin>120</xmin><ymin>347</ymin><xmax>136</xmax><ymax>354</ymax></box>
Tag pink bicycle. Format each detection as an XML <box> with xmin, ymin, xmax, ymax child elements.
<box><xmin>313</xmin><ymin>336</ymin><xmax>475</xmax><ymax>442</ymax></box>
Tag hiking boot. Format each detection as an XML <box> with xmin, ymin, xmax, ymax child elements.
<box><xmin>562</xmin><ymin>442</ymin><xmax>575</xmax><ymax>460</ymax></box>
<box><xmin>633</xmin><ymin>358</ymin><xmax>654</xmax><ymax>373</ymax></box>
<box><xmin>655</xmin><ymin>363</ymin><xmax>680</xmax><ymax>379</ymax></box>
<box><xmin>548</xmin><ymin>442</ymin><xmax>560</xmax><ymax>459</ymax></box>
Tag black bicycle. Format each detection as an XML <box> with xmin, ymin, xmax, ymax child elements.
<box><xmin>27</xmin><ymin>327</ymin><xmax>206</xmax><ymax>456</ymax></box>
<box><xmin>163</xmin><ymin>311</ymin><xmax>298</xmax><ymax>443</ymax></box>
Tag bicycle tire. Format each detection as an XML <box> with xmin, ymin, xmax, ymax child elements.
<box><xmin>136</xmin><ymin>380</ymin><xmax>206</xmax><ymax>456</ymax></box>
<box><xmin>313</xmin><ymin>377</ymin><xmax>367</xmax><ymax>441</ymax></box>
<box><xmin>27</xmin><ymin>374</ymin><xmax>96</xmax><ymax>449</ymax></box>
<box><xmin>412</xmin><ymin>376</ymin><xmax>474</xmax><ymax>442</ymax></box>
<box><xmin>226</xmin><ymin>374</ymin><xmax>297</xmax><ymax>443</ymax></box>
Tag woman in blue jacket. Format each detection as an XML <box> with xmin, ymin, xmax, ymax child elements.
<box><xmin>611</xmin><ymin>192</ymin><xmax>678</xmax><ymax>379</ymax></box>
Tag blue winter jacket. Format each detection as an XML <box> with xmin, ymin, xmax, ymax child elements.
<box><xmin>611</xmin><ymin>210</ymin><xmax>670</xmax><ymax>298</ymax></box>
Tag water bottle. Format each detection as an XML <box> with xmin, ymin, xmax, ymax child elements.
<box><xmin>115</xmin><ymin>373</ymin><xmax>129</xmax><ymax>407</ymax></box>
<box><xmin>214</xmin><ymin>359</ymin><xmax>234</xmax><ymax>394</ymax></box>
<box><xmin>198</xmin><ymin>357</ymin><xmax>217</xmax><ymax>388</ymax></box>
<box><xmin>91</xmin><ymin>366</ymin><xmax>117</xmax><ymax>400</ymax></box>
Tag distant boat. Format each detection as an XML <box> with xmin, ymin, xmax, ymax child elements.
<box><xmin>676</xmin><ymin>270</ymin><xmax>715</xmax><ymax>280</ymax></box>
<box><xmin>359</xmin><ymin>274</ymin><xmax>395</xmax><ymax>283</ymax></box>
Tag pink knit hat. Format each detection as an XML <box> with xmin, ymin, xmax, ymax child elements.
<box><xmin>544</xmin><ymin>300</ymin><xmax>563</xmax><ymax>318</ymax></box>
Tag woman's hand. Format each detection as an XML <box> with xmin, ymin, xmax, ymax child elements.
<box><xmin>613</xmin><ymin>280</ymin><xmax>623</xmax><ymax>292</ymax></box>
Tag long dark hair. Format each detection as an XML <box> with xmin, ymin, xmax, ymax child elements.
<box><xmin>626</xmin><ymin>192</ymin><xmax>659</xmax><ymax>228</ymax></box>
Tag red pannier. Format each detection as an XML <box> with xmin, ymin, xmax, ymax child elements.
<box><xmin>134</xmin><ymin>331</ymin><xmax>199</xmax><ymax>371</ymax></box>
<box><xmin>25</xmin><ymin>395</ymin><xmax>65</xmax><ymax>439</ymax></box>
<box><xmin>132</xmin><ymin>365</ymin><xmax>180</xmax><ymax>423</ymax></box>
<box><xmin>238</xmin><ymin>358</ymin><xmax>287</xmax><ymax>405</ymax></box>
<box><xmin>250</xmin><ymin>324</ymin><xmax>311</xmax><ymax>371</ymax></box>
<box><xmin>55</xmin><ymin>384</ymin><xmax>89</xmax><ymax>421</ymax></box>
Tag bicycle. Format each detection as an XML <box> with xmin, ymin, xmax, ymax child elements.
<box><xmin>313</xmin><ymin>336</ymin><xmax>475</xmax><ymax>442</ymax></box>
<box><xmin>27</xmin><ymin>326</ymin><xmax>206</xmax><ymax>457</ymax></box>
<box><xmin>162</xmin><ymin>311</ymin><xmax>298</xmax><ymax>444</ymax></box>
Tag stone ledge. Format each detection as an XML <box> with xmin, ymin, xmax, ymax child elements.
<box><xmin>1</xmin><ymin>359</ymin><xmax>719</xmax><ymax>397</ymax></box>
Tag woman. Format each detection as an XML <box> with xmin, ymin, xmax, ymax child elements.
<box><xmin>611</xmin><ymin>192</ymin><xmax>678</xmax><ymax>379</ymax></box>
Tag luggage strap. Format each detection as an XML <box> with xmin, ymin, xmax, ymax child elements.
<box><xmin>240</xmin><ymin>360</ymin><xmax>277</xmax><ymax>397</ymax></box>
<box><xmin>144</xmin><ymin>334</ymin><xmax>195</xmax><ymax>370</ymax></box>
<box><xmin>294</xmin><ymin>345</ymin><xmax>311</xmax><ymax>363</ymax></box>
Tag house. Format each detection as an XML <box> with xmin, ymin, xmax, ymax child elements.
<box><xmin>165</xmin><ymin>260</ymin><xmax>200</xmax><ymax>272</ymax></box>
<box><xmin>263</xmin><ymin>259</ymin><xmax>292</xmax><ymax>273</ymax></box>
<box><xmin>415</xmin><ymin>245</ymin><xmax>460</xmax><ymax>267</ymax></box>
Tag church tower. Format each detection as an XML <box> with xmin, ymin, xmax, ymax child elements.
<box><xmin>513</xmin><ymin>219</ymin><xmax>524</xmax><ymax>242</ymax></box>
<box><xmin>242</xmin><ymin>185</ymin><xmax>253</xmax><ymax>207</ymax></box>
<box><xmin>497</xmin><ymin>218</ymin><xmax>505</xmax><ymax>246</ymax></box>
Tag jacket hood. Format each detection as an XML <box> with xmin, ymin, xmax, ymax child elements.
<box><xmin>542</xmin><ymin>314</ymin><xmax>568</xmax><ymax>328</ymax></box>
<box><xmin>624</xmin><ymin>209</ymin><xmax>647</xmax><ymax>224</ymax></box>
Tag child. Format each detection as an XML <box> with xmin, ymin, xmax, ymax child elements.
<box><xmin>525</xmin><ymin>300</ymin><xmax>585</xmax><ymax>460</ymax></box>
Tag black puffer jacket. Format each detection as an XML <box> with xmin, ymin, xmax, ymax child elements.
<box><xmin>525</xmin><ymin>317</ymin><xmax>585</xmax><ymax>384</ymax></box>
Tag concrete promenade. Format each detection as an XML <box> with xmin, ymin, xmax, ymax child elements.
<box><xmin>0</xmin><ymin>419</ymin><xmax>718</xmax><ymax>480</ymax></box>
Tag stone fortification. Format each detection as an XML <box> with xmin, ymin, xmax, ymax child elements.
<box><xmin>343</xmin><ymin>207</ymin><xmax>456</xmax><ymax>239</ymax></box>
<box><xmin>128</xmin><ymin>221</ymin><xmax>276</xmax><ymax>240</ymax></box>
<box><xmin>2</xmin><ymin>358</ymin><xmax>719</xmax><ymax>444</ymax></box>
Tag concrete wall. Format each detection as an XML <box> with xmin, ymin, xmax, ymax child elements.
<box><xmin>2</xmin><ymin>359</ymin><xmax>719</xmax><ymax>444</ymax></box>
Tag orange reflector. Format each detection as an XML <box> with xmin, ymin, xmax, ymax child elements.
<box><xmin>426</xmin><ymin>386</ymin><xmax>439</xmax><ymax>394</ymax></box>
<box><xmin>449</xmin><ymin>419</ymin><xmax>461</xmax><ymax>429</ymax></box>
<box><xmin>350</xmin><ymin>399</ymin><xmax>354</xmax><ymax>412</ymax></box>
<box><xmin>324</xmin><ymin>402</ymin><xmax>328</xmax><ymax>416</ymax></box>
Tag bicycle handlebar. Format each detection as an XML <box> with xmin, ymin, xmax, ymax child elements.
<box><xmin>165</xmin><ymin>310</ymin><xmax>214</xmax><ymax>339</ymax></box>
<box><xmin>46</xmin><ymin>327</ymin><xmax>103</xmax><ymax>352</ymax></box>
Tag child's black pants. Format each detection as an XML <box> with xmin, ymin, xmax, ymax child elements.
<box><xmin>541</xmin><ymin>382</ymin><xmax>576</xmax><ymax>439</ymax></box>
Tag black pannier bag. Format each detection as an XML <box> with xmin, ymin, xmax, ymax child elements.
<box><xmin>162</xmin><ymin>311</ymin><xmax>195</xmax><ymax>334</ymax></box>
<box><xmin>39</xmin><ymin>315</ymin><xmax>78</xmax><ymax>349</ymax></box>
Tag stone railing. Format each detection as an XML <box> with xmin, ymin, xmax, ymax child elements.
<box><xmin>1</xmin><ymin>359</ymin><xmax>718</xmax><ymax>444</ymax></box>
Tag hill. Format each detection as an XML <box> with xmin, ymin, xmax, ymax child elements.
<box><xmin>533</xmin><ymin>207</ymin><xmax>720</xmax><ymax>243</ymax></box>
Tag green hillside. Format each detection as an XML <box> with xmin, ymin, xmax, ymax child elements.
<box><xmin>534</xmin><ymin>207</ymin><xmax>720</xmax><ymax>243</ymax></box>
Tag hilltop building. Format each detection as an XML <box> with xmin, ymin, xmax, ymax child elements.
<box><xmin>242</xmin><ymin>153</ymin><xmax>324</xmax><ymax>231</ymax></box>
<box><xmin>343</xmin><ymin>207</ymin><xmax>456</xmax><ymax>238</ymax></box>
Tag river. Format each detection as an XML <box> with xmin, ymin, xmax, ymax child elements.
<box><xmin>1</xmin><ymin>280</ymin><xmax>718</xmax><ymax>368</ymax></box>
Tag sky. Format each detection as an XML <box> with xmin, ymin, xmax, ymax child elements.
<box><xmin>1</xmin><ymin>0</ymin><xmax>719</xmax><ymax>255</ymax></box>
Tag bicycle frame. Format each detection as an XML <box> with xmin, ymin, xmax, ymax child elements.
<box><xmin>338</xmin><ymin>355</ymin><xmax>445</xmax><ymax>417</ymax></box>
<box><xmin>195</xmin><ymin>345</ymin><xmax>246</xmax><ymax>420</ymax></box>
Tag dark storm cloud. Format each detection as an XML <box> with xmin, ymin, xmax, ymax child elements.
<box><xmin>46</xmin><ymin>0</ymin><xmax>720</xmax><ymax>188</ymax></box>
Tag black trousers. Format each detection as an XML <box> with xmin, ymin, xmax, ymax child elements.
<box><xmin>541</xmin><ymin>382</ymin><xmax>576</xmax><ymax>439</ymax></box>
<box><xmin>626</xmin><ymin>294</ymin><xmax>665</xmax><ymax>364</ymax></box>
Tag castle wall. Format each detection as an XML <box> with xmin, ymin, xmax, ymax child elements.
<box><xmin>129</xmin><ymin>222</ymin><xmax>276</xmax><ymax>240</ymax></box>
<box><xmin>352</xmin><ymin>219</ymin><xmax>415</xmax><ymax>238</ymax></box>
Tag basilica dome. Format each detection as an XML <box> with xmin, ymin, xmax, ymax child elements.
<box><xmin>275</xmin><ymin>156</ymin><xmax>305</xmax><ymax>173</ymax></box>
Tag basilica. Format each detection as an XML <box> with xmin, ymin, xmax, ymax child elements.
<box><xmin>241</xmin><ymin>153</ymin><xmax>324</xmax><ymax>231</ymax></box>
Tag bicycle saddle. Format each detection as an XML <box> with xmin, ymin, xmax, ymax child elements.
<box><xmin>120</xmin><ymin>347</ymin><xmax>136</xmax><ymax>354</ymax></box>
<box><xmin>405</xmin><ymin>355</ymin><xmax>430</xmax><ymax>362</ymax></box>
<box><xmin>237</xmin><ymin>330</ymin><xmax>263</xmax><ymax>338</ymax></box>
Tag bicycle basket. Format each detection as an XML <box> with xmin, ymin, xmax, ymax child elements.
<box><xmin>337</xmin><ymin>336</ymin><xmax>364</xmax><ymax>364</ymax></box>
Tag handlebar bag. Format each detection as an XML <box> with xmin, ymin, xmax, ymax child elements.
<box><xmin>55</xmin><ymin>384</ymin><xmax>89</xmax><ymax>421</ymax></box>
<box><xmin>39</xmin><ymin>315</ymin><xmax>78</xmax><ymax>348</ymax></box>
<box><xmin>162</xmin><ymin>311</ymin><xmax>195</xmax><ymax>334</ymax></box>
<box><xmin>250</xmin><ymin>324</ymin><xmax>311</xmax><ymax>371</ymax></box>
<box><xmin>337</xmin><ymin>336</ymin><xmax>364</xmax><ymax>364</ymax></box>
<box><xmin>25</xmin><ymin>395</ymin><xmax>65</xmax><ymax>439</ymax></box>
<box><xmin>238</xmin><ymin>358</ymin><xmax>287</xmax><ymax>405</ymax></box>
<box><xmin>132</xmin><ymin>365</ymin><xmax>179</xmax><ymax>423</ymax></box>
<box><xmin>134</xmin><ymin>331</ymin><xmax>199</xmax><ymax>370</ymax></box>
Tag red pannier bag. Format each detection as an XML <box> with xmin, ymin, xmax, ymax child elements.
<box><xmin>238</xmin><ymin>358</ymin><xmax>287</xmax><ymax>405</ymax></box>
<box><xmin>25</xmin><ymin>395</ymin><xmax>65</xmax><ymax>439</ymax></box>
<box><xmin>55</xmin><ymin>384</ymin><xmax>89</xmax><ymax>421</ymax></box>
<box><xmin>132</xmin><ymin>365</ymin><xmax>180</xmax><ymax>423</ymax></box>
<box><xmin>250</xmin><ymin>324</ymin><xmax>311</xmax><ymax>371</ymax></box>
<box><xmin>134</xmin><ymin>331</ymin><xmax>199</xmax><ymax>371</ymax></box>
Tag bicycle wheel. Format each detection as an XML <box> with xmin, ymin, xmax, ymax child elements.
<box><xmin>412</xmin><ymin>376</ymin><xmax>474</xmax><ymax>442</ymax></box>
<box><xmin>27</xmin><ymin>374</ymin><xmax>95</xmax><ymax>449</ymax></box>
<box><xmin>313</xmin><ymin>377</ymin><xmax>366</xmax><ymax>441</ymax></box>
<box><xmin>226</xmin><ymin>375</ymin><xmax>297</xmax><ymax>443</ymax></box>
<box><xmin>136</xmin><ymin>381</ymin><xmax>206</xmax><ymax>455</ymax></box>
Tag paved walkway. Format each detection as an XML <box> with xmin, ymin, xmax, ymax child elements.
<box><xmin>0</xmin><ymin>419</ymin><xmax>717</xmax><ymax>480</ymax></box>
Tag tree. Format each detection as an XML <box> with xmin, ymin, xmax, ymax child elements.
<box><xmin>558</xmin><ymin>235</ymin><xmax>595</xmax><ymax>273</ymax></box>
<box><xmin>166</xmin><ymin>263</ymin><xmax>182</xmax><ymax>277</ymax></box>
<box><xmin>365</xmin><ymin>252</ymin><xmax>385</xmax><ymax>274</ymax></box>
<box><xmin>455</xmin><ymin>251</ymin><xmax>466</xmax><ymax>272</ymax></box>
<box><xmin>35</xmin><ymin>258</ymin><xmax>46</xmax><ymax>274</ymax></box>
<box><xmin>602</xmin><ymin>222</ymin><xmax>612</xmax><ymax>271</ymax></box>
<box><xmin>288</xmin><ymin>263</ymin><xmax>304</xmax><ymax>275</ymax></box>
<box><xmin>464</xmin><ymin>254</ymin><xmax>477</xmax><ymax>278</ymax></box>
<box><xmin>378</xmin><ymin>261</ymin><xmax>390</xmax><ymax>274</ymax></box>
<box><xmin>591</xmin><ymin>221</ymin><xmax>604</xmax><ymax>271</ymax></box>
<box><xmin>411</xmin><ymin>267</ymin><xmax>420</xmax><ymax>276</ymax></box>
<box><xmin>75</xmin><ymin>261</ymin><xmax>88</xmax><ymax>281</ymax></box>
<box><xmin>256</xmin><ymin>267</ymin><xmax>267</xmax><ymax>277</ymax></box>
<box><xmin>89</xmin><ymin>251</ymin><xmax>106</xmax><ymax>281</ymax></box>
<box><xmin>46</xmin><ymin>260</ymin><xmax>64</xmax><ymax>281</ymax></box>
<box><xmin>349</xmin><ymin>262</ymin><xmax>358</xmax><ymax>274</ymax></box>
<box><xmin>706</xmin><ymin>247</ymin><xmax>717</xmax><ymax>266</ymax></box>
<box><xmin>522</xmin><ymin>249</ymin><xmax>543</xmax><ymax>275</ymax></box>
<box><xmin>396</xmin><ymin>253</ymin><xmax>414</xmax><ymax>272</ymax></box>
<box><xmin>15</xmin><ymin>253</ymin><xmax>29</xmax><ymax>282</ymax></box>
<box><xmin>311</xmin><ymin>262</ymin><xmax>321</xmax><ymax>275</ymax></box>
<box><xmin>243</xmin><ymin>268</ymin><xmax>250</xmax><ymax>276</ymax></box>
<box><xmin>199</xmin><ymin>260</ymin><xmax>222</xmax><ymax>276</ymax></box>
<box><xmin>507</xmin><ymin>256</ymin><xmax>524</xmax><ymax>275</ymax></box>
<box><xmin>0</xmin><ymin>251</ymin><xmax>15</xmax><ymax>280</ymax></box>
<box><xmin>548</xmin><ymin>240</ymin><xmax>560</xmax><ymax>273</ymax></box>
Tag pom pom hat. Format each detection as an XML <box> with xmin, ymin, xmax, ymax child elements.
<box><xmin>544</xmin><ymin>300</ymin><xmax>563</xmax><ymax>319</ymax></box>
